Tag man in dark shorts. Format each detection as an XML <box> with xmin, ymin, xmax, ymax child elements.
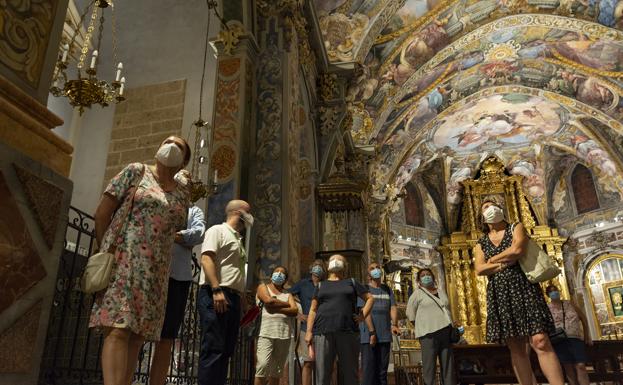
<box><xmin>149</xmin><ymin>205</ymin><xmax>205</xmax><ymax>385</ymax></box>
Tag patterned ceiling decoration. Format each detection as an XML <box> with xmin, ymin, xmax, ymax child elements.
<box><xmin>363</xmin><ymin>15</ymin><xmax>623</xmax><ymax>141</ymax></box>
<box><xmin>375</xmin><ymin>85</ymin><xmax>623</xmax><ymax>186</ymax></box>
<box><xmin>314</xmin><ymin>1</ymin><xmax>623</xmax><ymax>230</ymax></box>
<box><xmin>314</xmin><ymin>0</ymin><xmax>395</xmax><ymax>62</ymax></box>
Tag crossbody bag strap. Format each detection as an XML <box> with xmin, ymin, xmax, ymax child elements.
<box><xmin>105</xmin><ymin>164</ymin><xmax>145</xmax><ymax>253</ymax></box>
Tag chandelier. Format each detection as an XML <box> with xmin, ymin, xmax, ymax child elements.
<box><xmin>50</xmin><ymin>0</ymin><xmax>125</xmax><ymax>114</ymax></box>
<box><xmin>189</xmin><ymin>0</ymin><xmax>226</xmax><ymax>203</ymax></box>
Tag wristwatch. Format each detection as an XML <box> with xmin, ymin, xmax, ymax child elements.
<box><xmin>211</xmin><ymin>286</ymin><xmax>223</xmax><ymax>294</ymax></box>
<box><xmin>369</xmin><ymin>330</ymin><xmax>377</xmax><ymax>336</ymax></box>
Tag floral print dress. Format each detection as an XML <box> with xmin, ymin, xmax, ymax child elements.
<box><xmin>90</xmin><ymin>163</ymin><xmax>188</xmax><ymax>341</ymax></box>
<box><xmin>478</xmin><ymin>223</ymin><xmax>555</xmax><ymax>343</ymax></box>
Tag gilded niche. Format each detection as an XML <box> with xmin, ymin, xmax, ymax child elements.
<box><xmin>0</xmin><ymin>0</ymin><xmax>59</xmax><ymax>87</ymax></box>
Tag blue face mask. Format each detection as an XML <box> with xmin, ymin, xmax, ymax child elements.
<box><xmin>271</xmin><ymin>272</ymin><xmax>286</xmax><ymax>286</ymax></box>
<box><xmin>311</xmin><ymin>265</ymin><xmax>323</xmax><ymax>277</ymax></box>
<box><xmin>370</xmin><ymin>268</ymin><xmax>382</xmax><ymax>279</ymax></box>
<box><xmin>549</xmin><ymin>291</ymin><xmax>561</xmax><ymax>301</ymax></box>
<box><xmin>420</xmin><ymin>275</ymin><xmax>434</xmax><ymax>287</ymax></box>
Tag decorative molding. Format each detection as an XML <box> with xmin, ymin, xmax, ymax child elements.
<box><xmin>217</xmin><ymin>21</ymin><xmax>248</xmax><ymax>56</ymax></box>
<box><xmin>0</xmin><ymin>0</ymin><xmax>60</xmax><ymax>87</ymax></box>
<box><xmin>254</xmin><ymin>23</ymin><xmax>284</xmax><ymax>276</ymax></box>
<box><xmin>0</xmin><ymin>170</ymin><xmax>47</xmax><ymax>315</ymax></box>
<box><xmin>13</xmin><ymin>166</ymin><xmax>64</xmax><ymax>249</ymax></box>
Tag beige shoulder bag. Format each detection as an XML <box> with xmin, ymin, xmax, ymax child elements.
<box><xmin>513</xmin><ymin>222</ymin><xmax>561</xmax><ymax>284</ymax></box>
<box><xmin>81</xmin><ymin>165</ymin><xmax>145</xmax><ymax>293</ymax></box>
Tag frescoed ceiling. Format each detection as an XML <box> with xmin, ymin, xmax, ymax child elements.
<box><xmin>313</xmin><ymin>0</ymin><xmax>623</xmax><ymax>230</ymax></box>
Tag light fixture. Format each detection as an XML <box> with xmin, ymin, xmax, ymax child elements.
<box><xmin>50</xmin><ymin>0</ymin><xmax>125</xmax><ymax>114</ymax></box>
<box><xmin>188</xmin><ymin>0</ymin><xmax>227</xmax><ymax>203</ymax></box>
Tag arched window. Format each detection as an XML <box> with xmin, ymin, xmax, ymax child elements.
<box><xmin>571</xmin><ymin>164</ymin><xmax>600</xmax><ymax>214</ymax></box>
<box><xmin>404</xmin><ymin>182</ymin><xmax>424</xmax><ymax>227</ymax></box>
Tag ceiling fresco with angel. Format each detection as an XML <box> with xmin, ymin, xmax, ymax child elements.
<box><xmin>313</xmin><ymin>0</ymin><xmax>623</xmax><ymax>229</ymax></box>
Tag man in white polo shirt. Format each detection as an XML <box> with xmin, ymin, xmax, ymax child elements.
<box><xmin>198</xmin><ymin>199</ymin><xmax>252</xmax><ymax>385</ymax></box>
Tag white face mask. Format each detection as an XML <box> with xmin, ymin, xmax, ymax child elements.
<box><xmin>155</xmin><ymin>143</ymin><xmax>184</xmax><ymax>168</ymax></box>
<box><xmin>241</xmin><ymin>211</ymin><xmax>254</xmax><ymax>227</ymax></box>
<box><xmin>483</xmin><ymin>205</ymin><xmax>504</xmax><ymax>224</ymax></box>
<box><xmin>328</xmin><ymin>258</ymin><xmax>345</xmax><ymax>272</ymax></box>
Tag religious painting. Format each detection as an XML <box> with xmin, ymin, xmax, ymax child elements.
<box><xmin>431</xmin><ymin>93</ymin><xmax>566</xmax><ymax>154</ymax></box>
<box><xmin>381</xmin><ymin>0</ymin><xmax>439</xmax><ymax>37</ymax></box>
<box><xmin>404</xmin><ymin>182</ymin><xmax>424</xmax><ymax>227</ymax></box>
<box><xmin>604</xmin><ymin>280</ymin><xmax>623</xmax><ymax>320</ymax></box>
<box><xmin>553</xmin><ymin>38</ymin><xmax>623</xmax><ymax>73</ymax></box>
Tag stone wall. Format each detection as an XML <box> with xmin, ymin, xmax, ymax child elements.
<box><xmin>103</xmin><ymin>80</ymin><xmax>186</xmax><ymax>188</ymax></box>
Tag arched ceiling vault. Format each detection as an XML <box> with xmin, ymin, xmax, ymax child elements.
<box><xmin>367</xmin><ymin>14</ymin><xmax>623</xmax><ymax>141</ymax></box>
<box><xmin>379</xmin><ymin>85</ymin><xmax>623</xmax><ymax>190</ymax></box>
<box><xmin>313</xmin><ymin>0</ymin><xmax>623</xmax><ymax>227</ymax></box>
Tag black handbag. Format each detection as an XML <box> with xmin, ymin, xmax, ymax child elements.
<box><xmin>549</xmin><ymin>302</ymin><xmax>568</xmax><ymax>345</ymax></box>
<box><xmin>420</xmin><ymin>288</ymin><xmax>462</xmax><ymax>343</ymax></box>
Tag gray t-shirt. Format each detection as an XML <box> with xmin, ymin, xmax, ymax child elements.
<box><xmin>358</xmin><ymin>284</ymin><xmax>396</xmax><ymax>343</ymax></box>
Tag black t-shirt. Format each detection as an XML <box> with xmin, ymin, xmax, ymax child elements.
<box><xmin>312</xmin><ymin>278</ymin><xmax>368</xmax><ymax>335</ymax></box>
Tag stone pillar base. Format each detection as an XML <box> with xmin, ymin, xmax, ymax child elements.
<box><xmin>0</xmin><ymin>74</ymin><xmax>73</xmax><ymax>384</ymax></box>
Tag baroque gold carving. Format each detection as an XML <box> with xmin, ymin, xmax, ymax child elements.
<box><xmin>318</xmin><ymin>73</ymin><xmax>339</xmax><ymax>102</ymax></box>
<box><xmin>0</xmin><ymin>0</ymin><xmax>59</xmax><ymax>87</ymax></box>
<box><xmin>217</xmin><ymin>21</ymin><xmax>247</xmax><ymax>56</ymax></box>
<box><xmin>438</xmin><ymin>156</ymin><xmax>568</xmax><ymax>342</ymax></box>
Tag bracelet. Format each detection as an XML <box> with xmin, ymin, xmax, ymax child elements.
<box><xmin>369</xmin><ymin>330</ymin><xmax>376</xmax><ymax>336</ymax></box>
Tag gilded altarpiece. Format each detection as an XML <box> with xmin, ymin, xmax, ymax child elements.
<box><xmin>439</xmin><ymin>157</ymin><xmax>569</xmax><ymax>343</ymax></box>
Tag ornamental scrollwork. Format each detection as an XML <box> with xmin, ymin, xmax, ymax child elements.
<box><xmin>0</xmin><ymin>0</ymin><xmax>58</xmax><ymax>87</ymax></box>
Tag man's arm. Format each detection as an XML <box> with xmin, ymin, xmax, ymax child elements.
<box><xmin>177</xmin><ymin>208</ymin><xmax>206</xmax><ymax>247</ymax></box>
<box><xmin>390</xmin><ymin>306</ymin><xmax>400</xmax><ymax>335</ymax></box>
<box><xmin>201</xmin><ymin>251</ymin><xmax>228</xmax><ymax>313</ymax></box>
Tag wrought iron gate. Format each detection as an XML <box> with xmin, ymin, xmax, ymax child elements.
<box><xmin>39</xmin><ymin>206</ymin><xmax>254</xmax><ymax>385</ymax></box>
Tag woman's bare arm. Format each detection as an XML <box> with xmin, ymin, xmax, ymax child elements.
<box><xmin>489</xmin><ymin>222</ymin><xmax>528</xmax><ymax>264</ymax></box>
<box><xmin>94</xmin><ymin>194</ymin><xmax>121</xmax><ymax>248</ymax></box>
<box><xmin>474</xmin><ymin>244</ymin><xmax>504</xmax><ymax>276</ymax></box>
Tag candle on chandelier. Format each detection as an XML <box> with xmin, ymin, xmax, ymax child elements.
<box><xmin>115</xmin><ymin>62</ymin><xmax>123</xmax><ymax>82</ymax></box>
<box><xmin>90</xmin><ymin>50</ymin><xmax>98</xmax><ymax>69</ymax></box>
<box><xmin>61</xmin><ymin>44</ymin><xmax>69</xmax><ymax>62</ymax></box>
<box><xmin>214</xmin><ymin>169</ymin><xmax>218</xmax><ymax>185</ymax></box>
<box><xmin>119</xmin><ymin>77</ymin><xmax>126</xmax><ymax>95</ymax></box>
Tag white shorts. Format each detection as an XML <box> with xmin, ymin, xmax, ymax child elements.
<box><xmin>255</xmin><ymin>336</ymin><xmax>290</xmax><ymax>378</ymax></box>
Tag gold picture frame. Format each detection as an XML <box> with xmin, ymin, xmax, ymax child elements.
<box><xmin>603</xmin><ymin>279</ymin><xmax>623</xmax><ymax>322</ymax></box>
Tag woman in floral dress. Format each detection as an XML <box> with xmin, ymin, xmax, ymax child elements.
<box><xmin>91</xmin><ymin>136</ymin><xmax>191</xmax><ymax>385</ymax></box>
<box><xmin>473</xmin><ymin>198</ymin><xmax>564</xmax><ymax>385</ymax></box>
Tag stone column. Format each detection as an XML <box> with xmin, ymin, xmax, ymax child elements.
<box><xmin>0</xmin><ymin>1</ymin><xmax>74</xmax><ymax>383</ymax></box>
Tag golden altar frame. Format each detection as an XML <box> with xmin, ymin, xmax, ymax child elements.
<box><xmin>437</xmin><ymin>156</ymin><xmax>569</xmax><ymax>343</ymax></box>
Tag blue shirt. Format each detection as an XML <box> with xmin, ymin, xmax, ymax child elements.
<box><xmin>170</xmin><ymin>206</ymin><xmax>206</xmax><ymax>281</ymax></box>
<box><xmin>357</xmin><ymin>285</ymin><xmax>396</xmax><ymax>344</ymax></box>
<box><xmin>289</xmin><ymin>277</ymin><xmax>317</xmax><ymax>332</ymax></box>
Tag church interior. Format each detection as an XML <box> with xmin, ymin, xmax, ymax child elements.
<box><xmin>1</xmin><ymin>0</ymin><xmax>623</xmax><ymax>384</ymax></box>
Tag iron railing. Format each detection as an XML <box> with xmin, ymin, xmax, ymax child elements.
<box><xmin>39</xmin><ymin>206</ymin><xmax>254</xmax><ymax>385</ymax></box>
